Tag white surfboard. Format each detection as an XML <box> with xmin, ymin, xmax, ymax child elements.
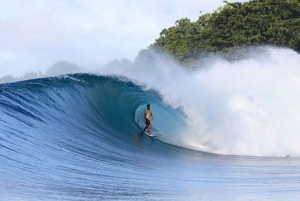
<box><xmin>143</xmin><ymin>131</ymin><xmax>157</xmax><ymax>137</ymax></box>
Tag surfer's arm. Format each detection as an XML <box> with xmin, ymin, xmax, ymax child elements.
<box><xmin>144</xmin><ymin>112</ymin><xmax>146</xmax><ymax>122</ymax></box>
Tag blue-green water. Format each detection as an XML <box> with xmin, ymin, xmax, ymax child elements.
<box><xmin>1</xmin><ymin>74</ymin><xmax>300</xmax><ymax>201</ymax></box>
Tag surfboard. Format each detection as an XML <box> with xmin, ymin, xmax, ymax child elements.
<box><xmin>143</xmin><ymin>131</ymin><xmax>157</xmax><ymax>137</ymax></box>
<box><xmin>147</xmin><ymin>134</ymin><xmax>157</xmax><ymax>138</ymax></box>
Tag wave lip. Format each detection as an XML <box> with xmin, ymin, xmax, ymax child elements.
<box><xmin>98</xmin><ymin>47</ymin><xmax>300</xmax><ymax>157</ymax></box>
<box><xmin>2</xmin><ymin>47</ymin><xmax>300</xmax><ymax>159</ymax></box>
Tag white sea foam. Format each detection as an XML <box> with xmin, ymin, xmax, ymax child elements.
<box><xmin>101</xmin><ymin>47</ymin><xmax>300</xmax><ymax>157</ymax></box>
<box><xmin>5</xmin><ymin>45</ymin><xmax>300</xmax><ymax>157</ymax></box>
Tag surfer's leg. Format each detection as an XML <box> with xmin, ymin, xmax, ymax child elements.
<box><xmin>147</xmin><ymin>120</ymin><xmax>151</xmax><ymax>134</ymax></box>
<box><xmin>144</xmin><ymin>119</ymin><xmax>149</xmax><ymax>131</ymax></box>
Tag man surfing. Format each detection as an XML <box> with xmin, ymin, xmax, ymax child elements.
<box><xmin>143</xmin><ymin>104</ymin><xmax>154</xmax><ymax>135</ymax></box>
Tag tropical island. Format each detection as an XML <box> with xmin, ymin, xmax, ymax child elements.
<box><xmin>135</xmin><ymin>0</ymin><xmax>300</xmax><ymax>68</ymax></box>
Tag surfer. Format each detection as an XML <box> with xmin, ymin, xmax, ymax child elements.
<box><xmin>143</xmin><ymin>104</ymin><xmax>154</xmax><ymax>135</ymax></box>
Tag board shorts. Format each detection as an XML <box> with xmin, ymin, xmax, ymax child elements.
<box><xmin>145</xmin><ymin>119</ymin><xmax>150</xmax><ymax>126</ymax></box>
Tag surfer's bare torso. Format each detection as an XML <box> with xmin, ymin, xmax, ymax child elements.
<box><xmin>144</xmin><ymin>104</ymin><xmax>154</xmax><ymax>134</ymax></box>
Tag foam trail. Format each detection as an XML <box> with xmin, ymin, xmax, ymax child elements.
<box><xmin>99</xmin><ymin>47</ymin><xmax>300</xmax><ymax>157</ymax></box>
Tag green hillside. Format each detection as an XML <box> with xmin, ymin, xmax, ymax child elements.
<box><xmin>136</xmin><ymin>0</ymin><xmax>300</xmax><ymax>68</ymax></box>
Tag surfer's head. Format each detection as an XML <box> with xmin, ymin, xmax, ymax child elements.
<box><xmin>147</xmin><ymin>104</ymin><xmax>150</xmax><ymax>108</ymax></box>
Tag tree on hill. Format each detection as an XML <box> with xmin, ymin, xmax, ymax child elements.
<box><xmin>103</xmin><ymin>58</ymin><xmax>132</xmax><ymax>69</ymax></box>
<box><xmin>139</xmin><ymin>0</ymin><xmax>300</xmax><ymax>68</ymax></box>
<box><xmin>45</xmin><ymin>61</ymin><xmax>83</xmax><ymax>77</ymax></box>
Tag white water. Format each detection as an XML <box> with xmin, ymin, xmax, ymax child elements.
<box><xmin>4</xmin><ymin>46</ymin><xmax>300</xmax><ymax>157</ymax></box>
<box><xmin>100</xmin><ymin>47</ymin><xmax>300</xmax><ymax>157</ymax></box>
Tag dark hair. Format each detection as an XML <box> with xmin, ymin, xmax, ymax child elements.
<box><xmin>147</xmin><ymin>104</ymin><xmax>150</xmax><ymax>107</ymax></box>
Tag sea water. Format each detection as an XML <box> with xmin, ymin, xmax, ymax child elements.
<box><xmin>1</xmin><ymin>47</ymin><xmax>300</xmax><ymax>200</ymax></box>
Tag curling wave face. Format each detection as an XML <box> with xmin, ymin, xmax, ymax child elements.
<box><xmin>3</xmin><ymin>47</ymin><xmax>300</xmax><ymax>157</ymax></box>
<box><xmin>2</xmin><ymin>47</ymin><xmax>300</xmax><ymax>200</ymax></box>
<box><xmin>100</xmin><ymin>48</ymin><xmax>300</xmax><ymax>157</ymax></box>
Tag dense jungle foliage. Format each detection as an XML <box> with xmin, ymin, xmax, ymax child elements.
<box><xmin>135</xmin><ymin>0</ymin><xmax>300</xmax><ymax>68</ymax></box>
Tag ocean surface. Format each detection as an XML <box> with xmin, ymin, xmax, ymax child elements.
<box><xmin>1</xmin><ymin>48</ymin><xmax>300</xmax><ymax>200</ymax></box>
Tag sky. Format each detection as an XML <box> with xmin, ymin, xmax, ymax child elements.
<box><xmin>0</xmin><ymin>0</ymin><xmax>247</xmax><ymax>76</ymax></box>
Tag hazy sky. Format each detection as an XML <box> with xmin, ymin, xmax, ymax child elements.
<box><xmin>0</xmin><ymin>0</ymin><xmax>247</xmax><ymax>76</ymax></box>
